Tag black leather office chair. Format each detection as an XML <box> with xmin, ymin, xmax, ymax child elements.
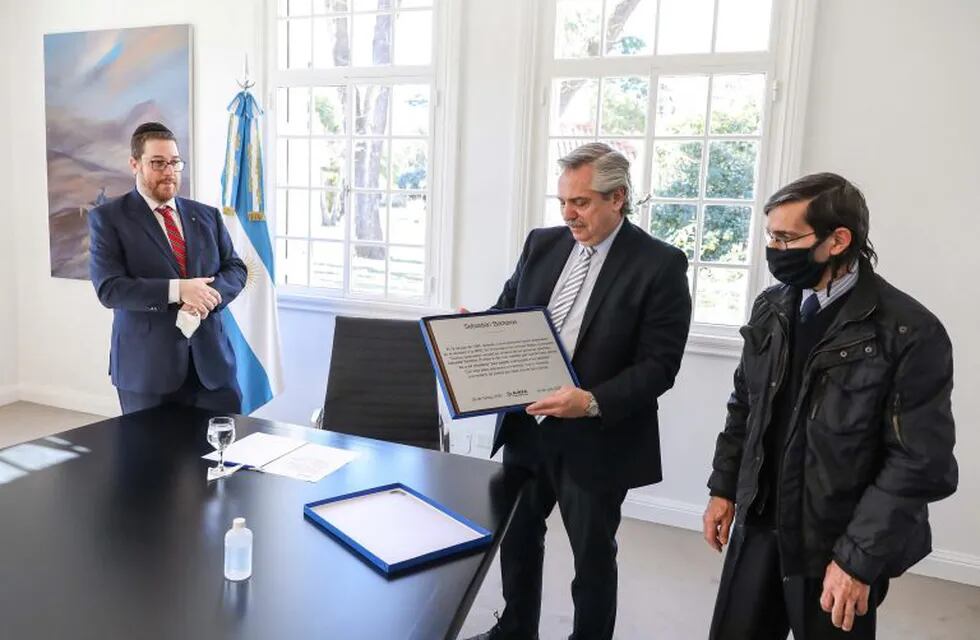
<box><xmin>315</xmin><ymin>315</ymin><xmax>447</xmax><ymax>451</ymax></box>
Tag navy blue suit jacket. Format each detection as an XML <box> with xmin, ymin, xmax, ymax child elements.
<box><xmin>89</xmin><ymin>189</ymin><xmax>247</xmax><ymax>394</ymax></box>
<box><xmin>491</xmin><ymin>219</ymin><xmax>692</xmax><ymax>490</ymax></box>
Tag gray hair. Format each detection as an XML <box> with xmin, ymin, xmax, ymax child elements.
<box><xmin>557</xmin><ymin>142</ymin><xmax>633</xmax><ymax>217</ymax></box>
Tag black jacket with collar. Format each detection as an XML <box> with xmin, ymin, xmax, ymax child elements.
<box><xmin>708</xmin><ymin>259</ymin><xmax>958</xmax><ymax>584</ymax></box>
<box><xmin>491</xmin><ymin>219</ymin><xmax>692</xmax><ymax>490</ymax></box>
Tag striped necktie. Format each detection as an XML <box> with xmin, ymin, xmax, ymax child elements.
<box><xmin>550</xmin><ymin>245</ymin><xmax>596</xmax><ymax>331</ymax></box>
<box><xmin>156</xmin><ymin>205</ymin><xmax>187</xmax><ymax>277</ymax></box>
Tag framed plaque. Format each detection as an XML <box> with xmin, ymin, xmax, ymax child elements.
<box><xmin>420</xmin><ymin>308</ymin><xmax>578</xmax><ymax>419</ymax></box>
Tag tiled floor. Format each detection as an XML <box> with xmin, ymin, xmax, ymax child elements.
<box><xmin>2</xmin><ymin>401</ymin><xmax>978</xmax><ymax>639</ymax></box>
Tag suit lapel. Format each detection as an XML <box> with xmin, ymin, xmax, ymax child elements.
<box><xmin>528</xmin><ymin>230</ymin><xmax>576</xmax><ymax>307</ymax></box>
<box><xmin>125</xmin><ymin>189</ymin><xmax>181</xmax><ymax>275</ymax></box>
<box><xmin>575</xmin><ymin>218</ymin><xmax>636</xmax><ymax>352</ymax></box>
<box><xmin>175</xmin><ymin>198</ymin><xmax>197</xmax><ymax>277</ymax></box>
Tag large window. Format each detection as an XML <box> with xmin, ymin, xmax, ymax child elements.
<box><xmin>269</xmin><ymin>0</ymin><xmax>444</xmax><ymax>305</ymax></box>
<box><xmin>534</xmin><ymin>0</ymin><xmax>786</xmax><ymax>330</ymax></box>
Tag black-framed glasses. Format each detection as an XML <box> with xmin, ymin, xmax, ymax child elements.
<box><xmin>145</xmin><ymin>158</ymin><xmax>186</xmax><ymax>172</ymax></box>
<box><xmin>765</xmin><ymin>229</ymin><xmax>816</xmax><ymax>250</ymax></box>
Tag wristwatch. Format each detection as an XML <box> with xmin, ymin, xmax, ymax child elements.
<box><xmin>585</xmin><ymin>393</ymin><xmax>601</xmax><ymax>418</ymax></box>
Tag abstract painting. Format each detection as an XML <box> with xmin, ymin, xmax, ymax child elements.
<box><xmin>43</xmin><ymin>24</ymin><xmax>192</xmax><ymax>279</ymax></box>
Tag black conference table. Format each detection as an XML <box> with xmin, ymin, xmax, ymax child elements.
<box><xmin>0</xmin><ymin>405</ymin><xmax>526</xmax><ymax>640</ymax></box>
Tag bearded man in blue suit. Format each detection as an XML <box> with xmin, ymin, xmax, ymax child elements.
<box><xmin>89</xmin><ymin>122</ymin><xmax>247</xmax><ymax>414</ymax></box>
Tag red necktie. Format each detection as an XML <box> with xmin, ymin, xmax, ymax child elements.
<box><xmin>156</xmin><ymin>205</ymin><xmax>187</xmax><ymax>277</ymax></box>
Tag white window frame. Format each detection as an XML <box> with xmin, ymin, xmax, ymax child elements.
<box><xmin>263</xmin><ymin>0</ymin><xmax>461</xmax><ymax>318</ymax></box>
<box><xmin>516</xmin><ymin>0</ymin><xmax>818</xmax><ymax>356</ymax></box>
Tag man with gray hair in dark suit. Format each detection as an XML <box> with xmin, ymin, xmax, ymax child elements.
<box><xmin>465</xmin><ymin>142</ymin><xmax>692</xmax><ymax>640</ymax></box>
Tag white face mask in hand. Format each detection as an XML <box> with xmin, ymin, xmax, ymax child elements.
<box><xmin>176</xmin><ymin>308</ymin><xmax>201</xmax><ymax>339</ymax></box>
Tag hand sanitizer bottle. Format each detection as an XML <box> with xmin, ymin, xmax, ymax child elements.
<box><xmin>224</xmin><ymin>517</ymin><xmax>253</xmax><ymax>581</ymax></box>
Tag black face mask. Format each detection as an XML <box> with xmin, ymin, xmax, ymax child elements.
<box><xmin>766</xmin><ymin>245</ymin><xmax>829</xmax><ymax>289</ymax></box>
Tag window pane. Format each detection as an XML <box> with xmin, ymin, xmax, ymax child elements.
<box><xmin>310</xmin><ymin>140</ymin><xmax>348</xmax><ymax>189</ymax></box>
<box><xmin>278</xmin><ymin>138</ymin><xmax>310</xmax><ymax>187</ymax></box>
<box><xmin>288</xmin><ymin>0</ymin><xmax>312</xmax><ymax>16</ymax></box>
<box><xmin>353</xmin><ymin>0</ymin><xmax>392</xmax><ymax>10</ymax></box>
<box><xmin>715</xmin><ymin>0</ymin><xmax>772</xmax><ymax>52</ymax></box>
<box><xmin>391</xmin><ymin>140</ymin><xmax>428</xmax><ymax>190</ymax></box>
<box><xmin>650</xmin><ymin>204</ymin><xmax>696</xmax><ymax>258</ymax></box>
<box><xmin>551</xmin><ymin>78</ymin><xmax>598</xmax><ymax>136</ymax></box>
<box><xmin>287</xmin><ymin>18</ymin><xmax>312</xmax><ymax>69</ymax></box>
<box><xmin>285</xmin><ymin>189</ymin><xmax>311</xmax><ymax>237</ymax></box>
<box><xmin>547</xmin><ymin>137</ymin><xmax>591</xmax><ymax>193</ymax></box>
<box><xmin>314</xmin><ymin>0</ymin><xmax>351</xmax><ymax>14</ymax></box>
<box><xmin>555</xmin><ymin>0</ymin><xmax>602</xmax><ymax>59</ymax></box>
<box><xmin>313</xmin><ymin>16</ymin><xmax>351</xmax><ymax>68</ymax></box>
<box><xmin>600</xmin><ymin>76</ymin><xmax>648</xmax><ymax>136</ymax></box>
<box><xmin>352</xmin><ymin>12</ymin><xmax>393</xmax><ymax>66</ymax></box>
<box><xmin>710</xmin><ymin>74</ymin><xmax>765</xmax><ymax>135</ymax></box>
<box><xmin>394</xmin><ymin>10</ymin><xmax>432</xmax><ymax>65</ymax></box>
<box><xmin>354</xmin><ymin>85</ymin><xmax>391</xmax><ymax>135</ymax></box>
<box><xmin>694</xmin><ymin>267</ymin><xmax>747</xmax><ymax>325</ymax></box>
<box><xmin>312</xmin><ymin>86</ymin><xmax>347</xmax><ymax>135</ymax></box>
<box><xmin>605</xmin><ymin>0</ymin><xmax>655</xmax><ymax>57</ymax></box>
<box><xmin>391</xmin><ymin>84</ymin><xmax>430</xmax><ymax>136</ymax></box>
<box><xmin>352</xmin><ymin>140</ymin><xmax>388</xmax><ymax>188</ymax></box>
<box><xmin>275</xmin><ymin>190</ymin><xmax>288</xmax><ymax>236</ymax></box>
<box><xmin>310</xmin><ymin>241</ymin><xmax>344</xmax><ymax>289</ymax></box>
<box><xmin>601</xmin><ymin>138</ymin><xmax>645</xmax><ymax>196</ymax></box>
<box><xmin>657</xmin><ymin>0</ymin><xmax>714</xmax><ymax>54</ymax></box>
<box><xmin>702</xmin><ymin>205</ymin><xmax>752</xmax><ymax>263</ymax></box>
<box><xmin>389</xmin><ymin>246</ymin><xmax>425</xmax><ymax>298</ymax></box>
<box><xmin>283</xmin><ymin>239</ymin><xmax>310</xmax><ymax>286</ymax></box>
<box><xmin>351</xmin><ymin>244</ymin><xmax>386</xmax><ymax>295</ymax></box>
<box><xmin>277</xmin><ymin>87</ymin><xmax>311</xmax><ymax>136</ymax></box>
<box><xmin>653</xmin><ymin>141</ymin><xmax>702</xmax><ymax>198</ymax></box>
<box><xmin>706</xmin><ymin>141</ymin><xmax>758</xmax><ymax>199</ymax></box>
<box><xmin>353</xmin><ymin>191</ymin><xmax>387</xmax><ymax>242</ymax></box>
<box><xmin>545</xmin><ymin>198</ymin><xmax>563</xmax><ymax>227</ymax></box>
<box><xmin>389</xmin><ymin>194</ymin><xmax>426</xmax><ymax>246</ymax></box>
<box><xmin>275</xmin><ymin>238</ymin><xmax>287</xmax><ymax>285</ymax></box>
<box><xmin>655</xmin><ymin>75</ymin><xmax>708</xmax><ymax>136</ymax></box>
<box><xmin>311</xmin><ymin>190</ymin><xmax>346</xmax><ymax>240</ymax></box>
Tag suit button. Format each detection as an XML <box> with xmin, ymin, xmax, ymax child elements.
<box><xmin>864</xmin><ymin>345</ymin><xmax>873</xmax><ymax>354</ymax></box>
<box><xmin>840</xmin><ymin>350</ymin><xmax>848</xmax><ymax>358</ymax></box>
<box><xmin>770</xmin><ymin>381</ymin><xmax>777</xmax><ymax>388</ymax></box>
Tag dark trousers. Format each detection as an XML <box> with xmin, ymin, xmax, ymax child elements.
<box><xmin>117</xmin><ymin>355</ymin><xmax>242</xmax><ymax>415</ymax></box>
<box><xmin>497</xmin><ymin>453</ymin><xmax>627</xmax><ymax>640</ymax></box>
<box><xmin>710</xmin><ymin>525</ymin><xmax>888</xmax><ymax>640</ymax></box>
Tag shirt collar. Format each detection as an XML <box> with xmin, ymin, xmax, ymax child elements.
<box><xmin>579</xmin><ymin>216</ymin><xmax>624</xmax><ymax>258</ymax></box>
<box><xmin>803</xmin><ymin>261</ymin><xmax>859</xmax><ymax>311</ymax></box>
<box><xmin>136</xmin><ymin>180</ymin><xmax>177</xmax><ymax>214</ymax></box>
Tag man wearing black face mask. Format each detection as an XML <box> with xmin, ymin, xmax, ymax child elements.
<box><xmin>701</xmin><ymin>173</ymin><xmax>957</xmax><ymax>639</ymax></box>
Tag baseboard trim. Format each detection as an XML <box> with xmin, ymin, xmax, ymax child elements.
<box><xmin>623</xmin><ymin>493</ymin><xmax>980</xmax><ymax>588</ymax></box>
<box><xmin>17</xmin><ymin>385</ymin><xmax>118</xmax><ymax>418</ymax></box>
<box><xmin>0</xmin><ymin>384</ymin><xmax>18</xmax><ymax>407</ymax></box>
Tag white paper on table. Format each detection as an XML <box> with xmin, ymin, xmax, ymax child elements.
<box><xmin>311</xmin><ymin>488</ymin><xmax>485</xmax><ymax>566</ymax></box>
<box><xmin>203</xmin><ymin>432</ymin><xmax>305</xmax><ymax>468</ymax></box>
<box><xmin>262</xmin><ymin>442</ymin><xmax>360</xmax><ymax>483</ymax></box>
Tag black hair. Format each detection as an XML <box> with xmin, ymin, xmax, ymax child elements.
<box><xmin>130</xmin><ymin>122</ymin><xmax>176</xmax><ymax>159</ymax></box>
<box><xmin>764</xmin><ymin>172</ymin><xmax>878</xmax><ymax>269</ymax></box>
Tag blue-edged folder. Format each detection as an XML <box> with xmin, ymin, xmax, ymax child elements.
<box><xmin>304</xmin><ymin>483</ymin><xmax>493</xmax><ymax>576</ymax></box>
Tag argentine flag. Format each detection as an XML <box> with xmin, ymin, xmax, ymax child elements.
<box><xmin>220</xmin><ymin>90</ymin><xmax>284</xmax><ymax>414</ymax></box>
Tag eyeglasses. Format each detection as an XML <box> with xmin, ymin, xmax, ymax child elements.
<box><xmin>144</xmin><ymin>158</ymin><xmax>186</xmax><ymax>172</ymax></box>
<box><xmin>765</xmin><ymin>229</ymin><xmax>817</xmax><ymax>251</ymax></box>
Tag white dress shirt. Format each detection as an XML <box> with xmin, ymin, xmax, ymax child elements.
<box><xmin>136</xmin><ymin>182</ymin><xmax>183</xmax><ymax>304</ymax></box>
<box><xmin>547</xmin><ymin>217</ymin><xmax>625</xmax><ymax>357</ymax></box>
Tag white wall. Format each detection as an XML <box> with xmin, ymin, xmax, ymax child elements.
<box><xmin>0</xmin><ymin>0</ymin><xmax>977</xmax><ymax>586</ymax></box>
<box><xmin>0</xmin><ymin>11</ymin><xmax>19</xmax><ymax>402</ymax></box>
<box><xmin>799</xmin><ymin>0</ymin><xmax>980</xmax><ymax>585</ymax></box>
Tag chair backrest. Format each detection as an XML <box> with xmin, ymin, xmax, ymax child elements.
<box><xmin>321</xmin><ymin>316</ymin><xmax>442</xmax><ymax>450</ymax></box>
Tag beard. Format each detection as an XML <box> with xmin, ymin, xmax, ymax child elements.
<box><xmin>140</xmin><ymin>172</ymin><xmax>179</xmax><ymax>202</ymax></box>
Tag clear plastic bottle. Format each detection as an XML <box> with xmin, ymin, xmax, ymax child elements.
<box><xmin>224</xmin><ymin>517</ymin><xmax>253</xmax><ymax>581</ymax></box>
